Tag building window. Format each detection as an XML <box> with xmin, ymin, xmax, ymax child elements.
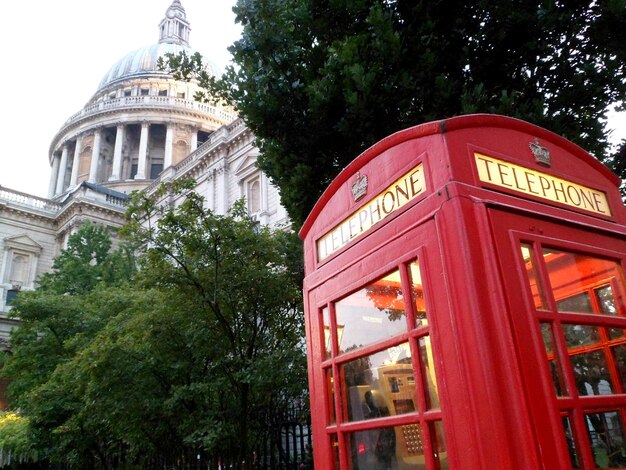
<box><xmin>158</xmin><ymin>89</ymin><xmax>168</xmax><ymax>96</ymax></box>
<box><xmin>9</xmin><ymin>255</ymin><xmax>29</xmax><ymax>286</ymax></box>
<box><xmin>247</xmin><ymin>178</ymin><xmax>261</xmax><ymax>213</ymax></box>
<box><xmin>124</xmin><ymin>89</ymin><xmax>132</xmax><ymax>97</ymax></box>
<box><xmin>5</xmin><ymin>290</ymin><xmax>18</xmax><ymax>306</ymax></box>
<box><xmin>150</xmin><ymin>163</ymin><xmax>163</xmax><ymax>179</ymax></box>
<box><xmin>140</xmin><ymin>88</ymin><xmax>149</xmax><ymax>96</ymax></box>
<box><xmin>177</xmin><ymin>92</ymin><xmax>185</xmax><ymax>99</ymax></box>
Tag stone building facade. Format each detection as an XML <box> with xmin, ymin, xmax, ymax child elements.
<box><xmin>0</xmin><ymin>0</ymin><xmax>288</xmax><ymax>346</ymax></box>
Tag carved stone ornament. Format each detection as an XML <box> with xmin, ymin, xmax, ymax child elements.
<box><xmin>351</xmin><ymin>172</ymin><xmax>368</xmax><ymax>201</ymax></box>
<box><xmin>529</xmin><ymin>138</ymin><xmax>551</xmax><ymax>166</ymax></box>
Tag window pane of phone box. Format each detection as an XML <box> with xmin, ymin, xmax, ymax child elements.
<box><xmin>335</xmin><ymin>270</ymin><xmax>408</xmax><ymax>353</ymax></box>
<box><xmin>349</xmin><ymin>422</ymin><xmax>449</xmax><ymax>469</ymax></box>
<box><xmin>342</xmin><ymin>343</ymin><xmax>416</xmax><ymax>422</ymax></box>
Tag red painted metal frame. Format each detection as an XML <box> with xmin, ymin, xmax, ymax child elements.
<box><xmin>300</xmin><ymin>114</ymin><xmax>626</xmax><ymax>469</ymax></box>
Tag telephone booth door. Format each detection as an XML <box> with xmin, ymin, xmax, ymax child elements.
<box><xmin>305</xmin><ymin>217</ymin><xmax>452</xmax><ymax>470</ymax></box>
<box><xmin>491</xmin><ymin>211</ymin><xmax>626</xmax><ymax>469</ymax></box>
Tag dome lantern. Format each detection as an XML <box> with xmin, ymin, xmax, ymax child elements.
<box><xmin>158</xmin><ymin>0</ymin><xmax>190</xmax><ymax>46</ymax></box>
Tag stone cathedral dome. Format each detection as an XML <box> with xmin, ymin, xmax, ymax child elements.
<box><xmin>97</xmin><ymin>42</ymin><xmax>218</xmax><ymax>92</ymax></box>
<box><xmin>48</xmin><ymin>0</ymin><xmax>237</xmax><ymax>199</ymax></box>
<box><xmin>95</xmin><ymin>0</ymin><xmax>219</xmax><ymax>97</ymax></box>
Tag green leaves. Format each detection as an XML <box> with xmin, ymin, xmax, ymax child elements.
<box><xmin>167</xmin><ymin>0</ymin><xmax>626</xmax><ymax>226</ymax></box>
<box><xmin>4</xmin><ymin>189</ymin><xmax>306</xmax><ymax>467</ymax></box>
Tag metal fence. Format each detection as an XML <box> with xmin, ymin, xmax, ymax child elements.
<box><xmin>0</xmin><ymin>403</ymin><xmax>313</xmax><ymax>470</ymax></box>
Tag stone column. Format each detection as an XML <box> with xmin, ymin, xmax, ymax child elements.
<box><xmin>110</xmin><ymin>124</ymin><xmax>125</xmax><ymax>181</ymax></box>
<box><xmin>135</xmin><ymin>123</ymin><xmax>149</xmax><ymax>179</ymax></box>
<box><xmin>88</xmin><ymin>129</ymin><xmax>102</xmax><ymax>183</ymax></box>
<box><xmin>215</xmin><ymin>163</ymin><xmax>228</xmax><ymax>215</ymax></box>
<box><xmin>191</xmin><ymin>129</ymin><xmax>198</xmax><ymax>151</ymax></box>
<box><xmin>69</xmin><ymin>135</ymin><xmax>82</xmax><ymax>187</ymax></box>
<box><xmin>55</xmin><ymin>145</ymin><xmax>69</xmax><ymax>195</ymax></box>
<box><xmin>48</xmin><ymin>154</ymin><xmax>60</xmax><ymax>198</ymax></box>
<box><xmin>164</xmin><ymin>123</ymin><xmax>173</xmax><ymax>169</ymax></box>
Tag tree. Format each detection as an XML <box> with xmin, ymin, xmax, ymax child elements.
<box><xmin>121</xmin><ymin>182</ymin><xmax>307</xmax><ymax>467</ymax></box>
<box><xmin>3</xmin><ymin>197</ymin><xmax>307</xmax><ymax>468</ymax></box>
<box><xmin>164</xmin><ymin>0</ymin><xmax>626</xmax><ymax>227</ymax></box>
<box><xmin>1</xmin><ymin>223</ymin><xmax>137</xmax><ymax>467</ymax></box>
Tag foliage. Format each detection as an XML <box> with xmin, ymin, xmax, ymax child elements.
<box><xmin>3</xmin><ymin>191</ymin><xmax>306</xmax><ymax>469</ymax></box>
<box><xmin>0</xmin><ymin>412</ymin><xmax>39</xmax><ymax>465</ymax></box>
<box><xmin>1</xmin><ymin>223</ymin><xmax>138</xmax><ymax>467</ymax></box>
<box><xmin>163</xmin><ymin>0</ymin><xmax>626</xmax><ymax>227</ymax></box>
<box><xmin>122</xmin><ymin>184</ymin><xmax>307</xmax><ymax>466</ymax></box>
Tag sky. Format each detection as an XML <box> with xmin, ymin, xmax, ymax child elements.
<box><xmin>1</xmin><ymin>0</ymin><xmax>241</xmax><ymax>198</ymax></box>
<box><xmin>1</xmin><ymin>1</ymin><xmax>625</xmax><ymax>198</ymax></box>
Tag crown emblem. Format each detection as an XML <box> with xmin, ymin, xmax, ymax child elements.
<box><xmin>351</xmin><ymin>172</ymin><xmax>368</xmax><ymax>201</ymax></box>
<box><xmin>529</xmin><ymin>138</ymin><xmax>551</xmax><ymax>166</ymax></box>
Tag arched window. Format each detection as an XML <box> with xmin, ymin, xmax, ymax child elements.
<box><xmin>248</xmin><ymin>179</ymin><xmax>261</xmax><ymax>213</ymax></box>
<box><xmin>10</xmin><ymin>255</ymin><xmax>28</xmax><ymax>285</ymax></box>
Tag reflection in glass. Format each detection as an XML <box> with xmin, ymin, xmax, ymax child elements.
<box><xmin>597</xmin><ymin>285</ymin><xmax>618</xmax><ymax>315</ymax></box>
<box><xmin>431</xmin><ymin>421</ymin><xmax>449</xmax><ymax>470</ymax></box>
<box><xmin>612</xmin><ymin>344</ymin><xmax>626</xmax><ymax>393</ymax></box>
<box><xmin>408</xmin><ymin>261</ymin><xmax>428</xmax><ymax>327</ymax></box>
<box><xmin>563</xmin><ymin>324</ymin><xmax>601</xmax><ymax>349</ymax></box>
<box><xmin>520</xmin><ymin>244</ymin><xmax>547</xmax><ymax>309</ymax></box>
<box><xmin>585</xmin><ymin>411</ymin><xmax>626</xmax><ymax>469</ymax></box>
<box><xmin>323</xmin><ymin>307</ymin><xmax>331</xmax><ymax>359</ymax></box>
<box><xmin>562</xmin><ymin>416</ymin><xmax>580</xmax><ymax>469</ymax></box>
<box><xmin>570</xmin><ymin>350</ymin><xmax>613</xmax><ymax>396</ymax></box>
<box><xmin>326</xmin><ymin>368</ymin><xmax>336</xmax><ymax>424</ymax></box>
<box><xmin>331</xmin><ymin>434</ymin><xmax>340</xmax><ymax>470</ymax></box>
<box><xmin>557</xmin><ymin>292</ymin><xmax>593</xmax><ymax>313</ymax></box>
<box><xmin>542</xmin><ymin>323</ymin><xmax>567</xmax><ymax>396</ymax></box>
<box><xmin>350</xmin><ymin>424</ymin><xmax>425</xmax><ymax>470</ymax></box>
<box><xmin>609</xmin><ymin>328</ymin><xmax>625</xmax><ymax>341</ymax></box>
<box><xmin>335</xmin><ymin>270</ymin><xmax>408</xmax><ymax>353</ymax></box>
<box><xmin>342</xmin><ymin>343</ymin><xmax>415</xmax><ymax>422</ymax></box>
<box><xmin>542</xmin><ymin>249</ymin><xmax>625</xmax><ymax>316</ymax></box>
<box><xmin>419</xmin><ymin>336</ymin><xmax>440</xmax><ymax>409</ymax></box>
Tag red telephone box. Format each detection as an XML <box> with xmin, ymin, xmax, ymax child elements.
<box><xmin>299</xmin><ymin>114</ymin><xmax>626</xmax><ymax>469</ymax></box>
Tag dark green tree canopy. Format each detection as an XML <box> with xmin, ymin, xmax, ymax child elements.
<box><xmin>165</xmin><ymin>0</ymin><xmax>626</xmax><ymax>228</ymax></box>
<box><xmin>3</xmin><ymin>189</ymin><xmax>306</xmax><ymax>468</ymax></box>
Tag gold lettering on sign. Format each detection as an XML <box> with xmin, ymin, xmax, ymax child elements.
<box><xmin>317</xmin><ymin>163</ymin><xmax>426</xmax><ymax>261</ymax></box>
<box><xmin>474</xmin><ymin>153</ymin><xmax>611</xmax><ymax>217</ymax></box>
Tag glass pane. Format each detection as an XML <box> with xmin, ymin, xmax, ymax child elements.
<box><xmin>597</xmin><ymin>285</ymin><xmax>618</xmax><ymax>315</ymax></box>
<box><xmin>569</xmin><ymin>350</ymin><xmax>614</xmax><ymax>396</ymax></box>
<box><xmin>520</xmin><ymin>244</ymin><xmax>547</xmax><ymax>309</ymax></box>
<box><xmin>585</xmin><ymin>411</ymin><xmax>626</xmax><ymax>469</ymax></box>
<box><xmin>609</xmin><ymin>329</ymin><xmax>625</xmax><ymax>341</ymax></box>
<box><xmin>323</xmin><ymin>307</ymin><xmax>331</xmax><ymax>359</ymax></box>
<box><xmin>408</xmin><ymin>261</ymin><xmax>428</xmax><ymax>327</ymax></box>
<box><xmin>326</xmin><ymin>368</ymin><xmax>336</xmax><ymax>424</ymax></box>
<box><xmin>341</xmin><ymin>343</ymin><xmax>415</xmax><ymax>422</ymax></box>
<box><xmin>542</xmin><ymin>249</ymin><xmax>626</xmax><ymax>316</ymax></box>
<box><xmin>612</xmin><ymin>344</ymin><xmax>626</xmax><ymax>393</ymax></box>
<box><xmin>335</xmin><ymin>270</ymin><xmax>408</xmax><ymax>353</ymax></box>
<box><xmin>419</xmin><ymin>336</ymin><xmax>440</xmax><ymax>409</ymax></box>
<box><xmin>331</xmin><ymin>434</ymin><xmax>340</xmax><ymax>470</ymax></box>
<box><xmin>350</xmin><ymin>424</ymin><xmax>425</xmax><ymax>470</ymax></box>
<box><xmin>558</xmin><ymin>292</ymin><xmax>593</xmax><ymax>313</ymax></box>
<box><xmin>542</xmin><ymin>322</ymin><xmax>567</xmax><ymax>396</ymax></box>
<box><xmin>563</xmin><ymin>324</ymin><xmax>601</xmax><ymax>349</ymax></box>
<box><xmin>431</xmin><ymin>421</ymin><xmax>449</xmax><ymax>470</ymax></box>
<box><xmin>562</xmin><ymin>416</ymin><xmax>580</xmax><ymax>469</ymax></box>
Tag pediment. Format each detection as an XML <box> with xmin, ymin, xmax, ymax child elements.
<box><xmin>233</xmin><ymin>153</ymin><xmax>260</xmax><ymax>177</ymax></box>
<box><xmin>4</xmin><ymin>234</ymin><xmax>43</xmax><ymax>253</ymax></box>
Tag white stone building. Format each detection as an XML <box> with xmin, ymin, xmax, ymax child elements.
<box><xmin>0</xmin><ymin>0</ymin><xmax>288</xmax><ymax>345</ymax></box>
